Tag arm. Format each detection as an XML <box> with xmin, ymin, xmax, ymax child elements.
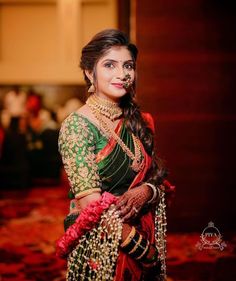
<box><xmin>77</xmin><ymin>192</ymin><xmax>101</xmax><ymax>209</ymax></box>
<box><xmin>58</xmin><ymin>113</ymin><xmax>102</xmax><ymax>202</ymax></box>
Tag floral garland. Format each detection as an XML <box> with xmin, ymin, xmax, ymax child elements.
<box><xmin>56</xmin><ymin>192</ymin><xmax>117</xmax><ymax>258</ymax></box>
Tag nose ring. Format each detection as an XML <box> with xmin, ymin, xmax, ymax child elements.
<box><xmin>123</xmin><ymin>74</ymin><xmax>132</xmax><ymax>89</ymax></box>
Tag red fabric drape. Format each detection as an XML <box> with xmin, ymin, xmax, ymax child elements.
<box><xmin>114</xmin><ymin>114</ymin><xmax>155</xmax><ymax>281</ymax></box>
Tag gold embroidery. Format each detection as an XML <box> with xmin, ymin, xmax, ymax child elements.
<box><xmin>75</xmin><ymin>188</ymin><xmax>101</xmax><ymax>200</ymax></box>
<box><xmin>58</xmin><ymin>113</ymin><xmax>102</xmax><ymax>197</ymax></box>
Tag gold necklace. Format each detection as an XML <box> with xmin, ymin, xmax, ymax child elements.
<box><xmin>86</xmin><ymin>94</ymin><xmax>122</xmax><ymax>121</ymax></box>
<box><xmin>89</xmin><ymin>106</ymin><xmax>144</xmax><ymax>172</ymax></box>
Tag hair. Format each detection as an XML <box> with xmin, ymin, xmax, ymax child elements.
<box><xmin>80</xmin><ymin>29</ymin><xmax>166</xmax><ymax>185</ymax></box>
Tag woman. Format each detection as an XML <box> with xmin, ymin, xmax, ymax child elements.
<box><xmin>56</xmin><ymin>29</ymin><xmax>172</xmax><ymax>281</ymax></box>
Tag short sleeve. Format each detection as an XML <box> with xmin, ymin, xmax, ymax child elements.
<box><xmin>58</xmin><ymin>113</ymin><xmax>102</xmax><ymax>199</ymax></box>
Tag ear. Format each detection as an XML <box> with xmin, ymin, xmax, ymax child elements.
<box><xmin>85</xmin><ymin>70</ymin><xmax>93</xmax><ymax>82</ymax></box>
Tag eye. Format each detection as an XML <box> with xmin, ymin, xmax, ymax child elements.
<box><xmin>124</xmin><ymin>63</ymin><xmax>135</xmax><ymax>70</ymax></box>
<box><xmin>104</xmin><ymin>62</ymin><xmax>115</xmax><ymax>68</ymax></box>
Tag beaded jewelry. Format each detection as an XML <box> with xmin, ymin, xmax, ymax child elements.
<box><xmin>66</xmin><ymin>205</ymin><xmax>122</xmax><ymax>281</ymax></box>
<box><xmin>155</xmin><ymin>188</ymin><xmax>167</xmax><ymax>280</ymax></box>
<box><xmin>86</xmin><ymin>94</ymin><xmax>122</xmax><ymax>121</ymax></box>
<box><xmin>92</xmin><ymin>111</ymin><xmax>144</xmax><ymax>172</ymax></box>
<box><xmin>87</xmin><ymin>95</ymin><xmax>144</xmax><ymax>172</ymax></box>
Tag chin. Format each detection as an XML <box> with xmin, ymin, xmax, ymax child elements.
<box><xmin>106</xmin><ymin>91</ymin><xmax>127</xmax><ymax>100</ymax></box>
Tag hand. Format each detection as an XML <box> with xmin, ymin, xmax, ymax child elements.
<box><xmin>115</xmin><ymin>184</ymin><xmax>152</xmax><ymax>222</ymax></box>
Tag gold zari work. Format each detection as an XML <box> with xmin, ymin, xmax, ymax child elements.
<box><xmin>58</xmin><ymin>113</ymin><xmax>102</xmax><ymax>198</ymax></box>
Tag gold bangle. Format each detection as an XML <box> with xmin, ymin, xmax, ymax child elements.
<box><xmin>136</xmin><ymin>240</ymin><xmax>150</xmax><ymax>260</ymax></box>
<box><xmin>121</xmin><ymin>226</ymin><xmax>136</xmax><ymax>248</ymax></box>
<box><xmin>128</xmin><ymin>234</ymin><xmax>143</xmax><ymax>254</ymax></box>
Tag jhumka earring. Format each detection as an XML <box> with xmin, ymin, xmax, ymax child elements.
<box><xmin>88</xmin><ymin>81</ymin><xmax>95</xmax><ymax>93</ymax></box>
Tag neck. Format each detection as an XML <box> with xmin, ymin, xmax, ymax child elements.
<box><xmin>94</xmin><ymin>93</ymin><xmax>120</xmax><ymax>104</ymax></box>
<box><xmin>94</xmin><ymin>94</ymin><xmax>120</xmax><ymax>105</ymax></box>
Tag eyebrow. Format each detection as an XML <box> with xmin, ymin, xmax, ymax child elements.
<box><xmin>101</xmin><ymin>59</ymin><xmax>134</xmax><ymax>64</ymax></box>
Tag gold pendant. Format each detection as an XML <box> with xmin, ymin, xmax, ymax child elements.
<box><xmin>131</xmin><ymin>158</ymin><xmax>144</xmax><ymax>172</ymax></box>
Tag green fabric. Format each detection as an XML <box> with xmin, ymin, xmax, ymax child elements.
<box><xmin>59</xmin><ymin>112</ymin><xmax>141</xmax><ymax>198</ymax></box>
<box><xmin>58</xmin><ymin>112</ymin><xmax>102</xmax><ymax>198</ymax></box>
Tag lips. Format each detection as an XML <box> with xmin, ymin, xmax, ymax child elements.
<box><xmin>111</xmin><ymin>83</ymin><xmax>124</xmax><ymax>89</ymax></box>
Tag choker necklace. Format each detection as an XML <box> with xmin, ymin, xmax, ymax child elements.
<box><xmin>86</xmin><ymin>94</ymin><xmax>122</xmax><ymax>121</ymax></box>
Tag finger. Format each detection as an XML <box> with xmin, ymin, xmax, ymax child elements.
<box><xmin>122</xmin><ymin>207</ymin><xmax>138</xmax><ymax>222</ymax></box>
<box><xmin>119</xmin><ymin>204</ymin><xmax>132</xmax><ymax>216</ymax></box>
<box><xmin>116</xmin><ymin>197</ymin><xmax>127</xmax><ymax>209</ymax></box>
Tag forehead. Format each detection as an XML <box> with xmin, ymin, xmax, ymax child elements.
<box><xmin>99</xmin><ymin>46</ymin><xmax>133</xmax><ymax>62</ymax></box>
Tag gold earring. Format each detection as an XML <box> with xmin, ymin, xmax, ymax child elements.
<box><xmin>88</xmin><ymin>82</ymin><xmax>95</xmax><ymax>93</ymax></box>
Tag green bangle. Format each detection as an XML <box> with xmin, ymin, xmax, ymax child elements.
<box><xmin>142</xmin><ymin>245</ymin><xmax>158</xmax><ymax>264</ymax></box>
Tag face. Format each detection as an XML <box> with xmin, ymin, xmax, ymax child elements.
<box><xmin>88</xmin><ymin>46</ymin><xmax>135</xmax><ymax>102</ymax></box>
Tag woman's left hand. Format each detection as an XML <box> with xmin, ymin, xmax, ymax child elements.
<box><xmin>115</xmin><ymin>184</ymin><xmax>152</xmax><ymax>222</ymax></box>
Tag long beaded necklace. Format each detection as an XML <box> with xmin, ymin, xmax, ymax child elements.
<box><xmin>86</xmin><ymin>95</ymin><xmax>144</xmax><ymax>172</ymax></box>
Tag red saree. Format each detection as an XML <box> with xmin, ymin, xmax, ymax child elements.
<box><xmin>113</xmin><ymin>127</ymin><xmax>155</xmax><ymax>281</ymax></box>
<box><xmin>57</xmin><ymin>112</ymin><xmax>167</xmax><ymax>281</ymax></box>
<box><xmin>97</xmin><ymin>112</ymin><xmax>159</xmax><ymax>281</ymax></box>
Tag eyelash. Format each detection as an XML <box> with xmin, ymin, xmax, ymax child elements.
<box><xmin>104</xmin><ymin>63</ymin><xmax>135</xmax><ymax>70</ymax></box>
<box><xmin>124</xmin><ymin>63</ymin><xmax>134</xmax><ymax>70</ymax></box>
<box><xmin>104</xmin><ymin>62</ymin><xmax>114</xmax><ymax>68</ymax></box>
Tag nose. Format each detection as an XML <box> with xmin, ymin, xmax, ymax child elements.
<box><xmin>116</xmin><ymin>65</ymin><xmax>126</xmax><ymax>80</ymax></box>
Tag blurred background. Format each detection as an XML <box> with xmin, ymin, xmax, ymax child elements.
<box><xmin>0</xmin><ymin>0</ymin><xmax>236</xmax><ymax>280</ymax></box>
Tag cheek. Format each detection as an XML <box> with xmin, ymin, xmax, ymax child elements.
<box><xmin>96</xmin><ymin>74</ymin><xmax>113</xmax><ymax>90</ymax></box>
<box><xmin>97</xmin><ymin>71</ymin><xmax>113</xmax><ymax>83</ymax></box>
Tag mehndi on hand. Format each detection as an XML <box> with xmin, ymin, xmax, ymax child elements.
<box><xmin>115</xmin><ymin>184</ymin><xmax>153</xmax><ymax>222</ymax></box>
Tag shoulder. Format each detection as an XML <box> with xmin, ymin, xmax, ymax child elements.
<box><xmin>141</xmin><ymin>112</ymin><xmax>155</xmax><ymax>132</ymax></box>
<box><xmin>60</xmin><ymin>112</ymin><xmax>79</xmax><ymax>133</ymax></box>
<box><xmin>59</xmin><ymin>108</ymin><xmax>94</xmax><ymax>139</ymax></box>
<box><xmin>77</xmin><ymin>104</ymin><xmax>99</xmax><ymax>126</ymax></box>
<box><xmin>58</xmin><ymin>111</ymin><xmax>97</xmax><ymax>152</ymax></box>
<box><xmin>61</xmin><ymin>104</ymin><xmax>94</xmax><ymax>129</ymax></box>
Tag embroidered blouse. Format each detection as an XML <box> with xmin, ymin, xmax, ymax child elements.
<box><xmin>59</xmin><ymin>112</ymin><xmax>140</xmax><ymax>199</ymax></box>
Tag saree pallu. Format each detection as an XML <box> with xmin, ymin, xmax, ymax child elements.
<box><xmin>57</xmin><ymin>112</ymin><xmax>166</xmax><ymax>281</ymax></box>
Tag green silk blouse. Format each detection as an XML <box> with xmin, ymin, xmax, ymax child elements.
<box><xmin>58</xmin><ymin>112</ymin><xmax>139</xmax><ymax>199</ymax></box>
